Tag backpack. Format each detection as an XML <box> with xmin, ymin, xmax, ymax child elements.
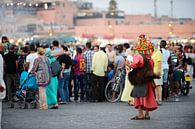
<box><xmin>50</xmin><ymin>59</ymin><xmax>62</xmax><ymax>76</ymax></box>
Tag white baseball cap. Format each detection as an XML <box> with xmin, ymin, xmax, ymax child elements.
<box><xmin>99</xmin><ymin>43</ymin><xmax>106</xmax><ymax>48</ymax></box>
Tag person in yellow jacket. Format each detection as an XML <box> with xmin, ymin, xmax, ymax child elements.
<box><xmin>91</xmin><ymin>43</ymin><xmax>108</xmax><ymax>101</ymax></box>
<box><xmin>151</xmin><ymin>45</ymin><xmax>163</xmax><ymax>105</ymax></box>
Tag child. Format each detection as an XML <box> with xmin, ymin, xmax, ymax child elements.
<box><xmin>107</xmin><ymin>64</ymin><xmax>114</xmax><ymax>81</ymax></box>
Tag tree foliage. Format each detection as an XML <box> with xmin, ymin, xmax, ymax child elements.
<box><xmin>108</xmin><ymin>0</ymin><xmax>117</xmax><ymax>13</ymax></box>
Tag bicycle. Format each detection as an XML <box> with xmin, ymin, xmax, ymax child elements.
<box><xmin>105</xmin><ymin>69</ymin><xmax>125</xmax><ymax>102</ymax></box>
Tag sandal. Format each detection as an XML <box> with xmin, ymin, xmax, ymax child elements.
<box><xmin>128</xmin><ymin>101</ymin><xmax>134</xmax><ymax>106</ymax></box>
<box><xmin>145</xmin><ymin>115</ymin><xmax>150</xmax><ymax>120</ymax></box>
<box><xmin>50</xmin><ymin>106</ymin><xmax>58</xmax><ymax>109</ymax></box>
<box><xmin>131</xmin><ymin>116</ymin><xmax>145</xmax><ymax>120</ymax></box>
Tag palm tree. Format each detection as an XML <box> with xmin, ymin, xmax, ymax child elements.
<box><xmin>108</xmin><ymin>0</ymin><xmax>117</xmax><ymax>15</ymax></box>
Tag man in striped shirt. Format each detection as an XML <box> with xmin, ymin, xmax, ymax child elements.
<box><xmin>83</xmin><ymin>42</ymin><xmax>94</xmax><ymax>101</ymax></box>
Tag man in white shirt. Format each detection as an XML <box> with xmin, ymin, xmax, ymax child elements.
<box><xmin>26</xmin><ymin>44</ymin><xmax>38</xmax><ymax>72</ymax></box>
<box><xmin>160</xmin><ymin>40</ymin><xmax>170</xmax><ymax>101</ymax></box>
<box><xmin>106</xmin><ymin>44</ymin><xmax>115</xmax><ymax>64</ymax></box>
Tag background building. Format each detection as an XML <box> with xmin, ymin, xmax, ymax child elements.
<box><xmin>0</xmin><ymin>0</ymin><xmax>195</xmax><ymax>42</ymax></box>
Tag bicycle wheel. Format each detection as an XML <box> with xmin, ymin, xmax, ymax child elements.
<box><xmin>105</xmin><ymin>79</ymin><xmax>123</xmax><ymax>102</ymax></box>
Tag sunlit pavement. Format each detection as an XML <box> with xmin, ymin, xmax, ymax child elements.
<box><xmin>2</xmin><ymin>81</ymin><xmax>195</xmax><ymax>129</ymax></box>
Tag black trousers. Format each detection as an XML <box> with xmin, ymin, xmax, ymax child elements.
<box><xmin>6</xmin><ymin>74</ymin><xmax>19</xmax><ymax>101</ymax></box>
<box><xmin>85</xmin><ymin>73</ymin><xmax>93</xmax><ymax>100</ymax></box>
<box><xmin>91</xmin><ymin>74</ymin><xmax>106</xmax><ymax>101</ymax></box>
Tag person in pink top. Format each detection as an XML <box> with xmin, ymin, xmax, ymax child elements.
<box><xmin>73</xmin><ymin>47</ymin><xmax>85</xmax><ymax>102</ymax></box>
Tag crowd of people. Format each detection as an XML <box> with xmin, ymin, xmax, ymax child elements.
<box><xmin>0</xmin><ymin>35</ymin><xmax>194</xmax><ymax>119</ymax></box>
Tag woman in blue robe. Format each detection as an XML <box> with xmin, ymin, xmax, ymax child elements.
<box><xmin>45</xmin><ymin>48</ymin><xmax>59</xmax><ymax>109</ymax></box>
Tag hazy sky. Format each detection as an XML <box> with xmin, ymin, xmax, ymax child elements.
<box><xmin>85</xmin><ymin>0</ymin><xmax>195</xmax><ymax>19</ymax></box>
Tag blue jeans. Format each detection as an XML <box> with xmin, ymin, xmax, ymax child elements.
<box><xmin>58</xmin><ymin>72</ymin><xmax>70</xmax><ymax>102</ymax></box>
<box><xmin>163</xmin><ymin>69</ymin><xmax>169</xmax><ymax>83</ymax></box>
<box><xmin>74</xmin><ymin>74</ymin><xmax>85</xmax><ymax>101</ymax></box>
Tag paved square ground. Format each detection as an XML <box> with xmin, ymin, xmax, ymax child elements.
<box><xmin>2</xmin><ymin>81</ymin><xmax>195</xmax><ymax>129</ymax></box>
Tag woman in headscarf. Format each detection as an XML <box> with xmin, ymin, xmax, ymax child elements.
<box><xmin>121</xmin><ymin>48</ymin><xmax>134</xmax><ymax>105</ymax></box>
<box><xmin>45</xmin><ymin>48</ymin><xmax>59</xmax><ymax>109</ymax></box>
<box><xmin>31</xmin><ymin>47</ymin><xmax>51</xmax><ymax>110</ymax></box>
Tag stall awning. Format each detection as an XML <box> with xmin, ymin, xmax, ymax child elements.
<box><xmin>82</xmin><ymin>33</ymin><xmax>95</xmax><ymax>38</ymax></box>
<box><xmin>103</xmin><ymin>34</ymin><xmax>115</xmax><ymax>40</ymax></box>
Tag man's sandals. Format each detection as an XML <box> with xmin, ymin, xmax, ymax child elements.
<box><xmin>131</xmin><ymin>115</ymin><xmax>150</xmax><ymax>120</ymax></box>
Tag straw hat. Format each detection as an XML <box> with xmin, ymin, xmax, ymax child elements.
<box><xmin>132</xmin><ymin>34</ymin><xmax>154</xmax><ymax>55</ymax></box>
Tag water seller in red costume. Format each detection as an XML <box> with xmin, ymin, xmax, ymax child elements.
<box><xmin>126</xmin><ymin>34</ymin><xmax>159</xmax><ymax>120</ymax></box>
